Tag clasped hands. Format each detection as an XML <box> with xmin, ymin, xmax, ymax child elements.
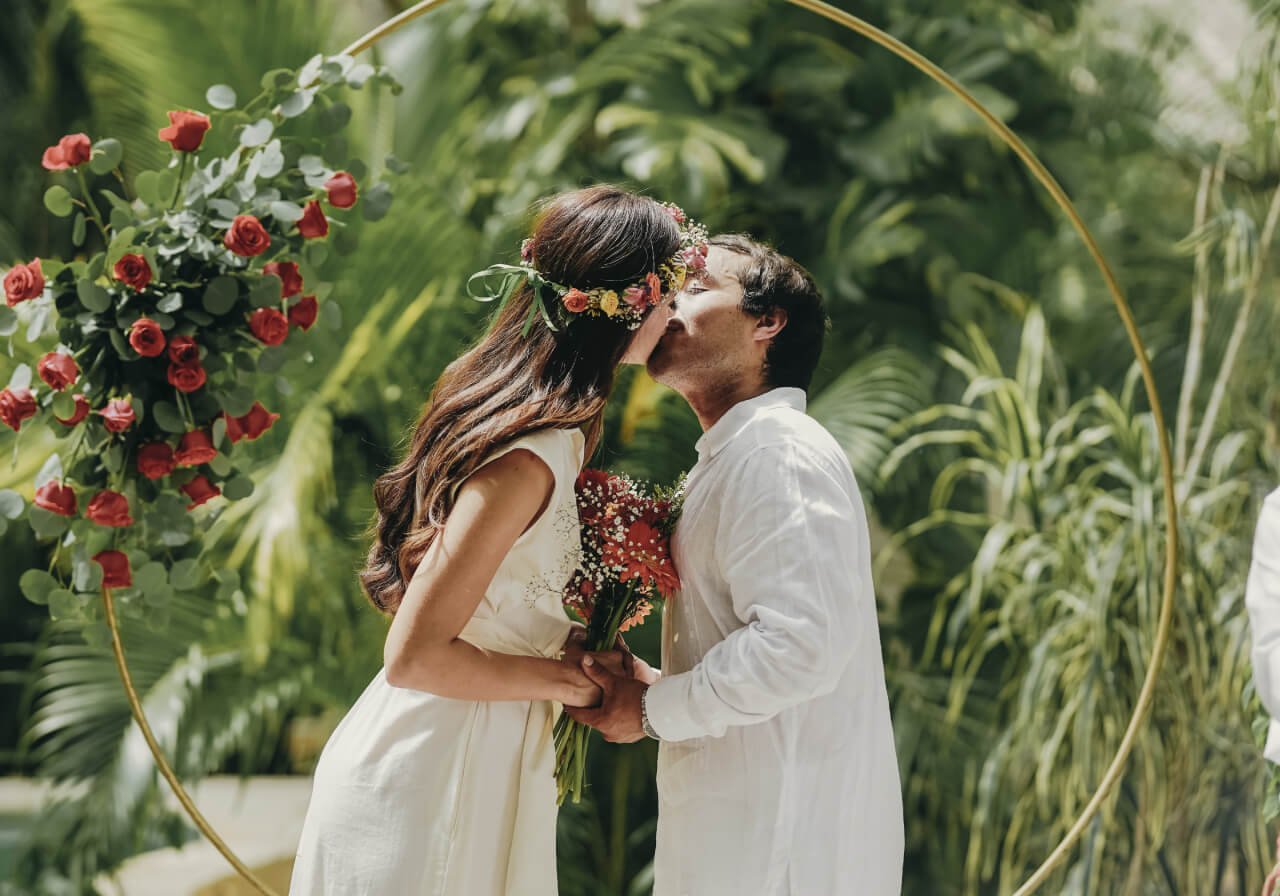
<box><xmin>558</xmin><ymin>627</ymin><xmax>660</xmax><ymax>744</ymax></box>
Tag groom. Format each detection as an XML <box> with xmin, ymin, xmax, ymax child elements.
<box><xmin>566</xmin><ymin>234</ymin><xmax>904</xmax><ymax>895</ymax></box>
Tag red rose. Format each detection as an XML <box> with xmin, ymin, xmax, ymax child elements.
<box><xmin>113</xmin><ymin>254</ymin><xmax>153</xmax><ymax>291</ymax></box>
<box><xmin>129</xmin><ymin>318</ymin><xmax>167</xmax><ymax>357</ymax></box>
<box><xmin>0</xmin><ymin>387</ymin><xmax>37</xmax><ymax>432</ymax></box>
<box><xmin>296</xmin><ymin>201</ymin><xmax>328</xmax><ymax>239</ymax></box>
<box><xmin>249</xmin><ymin>308</ymin><xmax>288</xmax><ymax>346</ymax></box>
<box><xmin>85</xmin><ymin>489</ymin><xmax>133</xmax><ymax>527</ymax></box>
<box><xmin>175</xmin><ymin>430</ymin><xmax>218</xmax><ymax>467</ymax></box>
<box><xmin>288</xmin><ymin>295</ymin><xmax>318</xmax><ymax>331</ymax></box>
<box><xmin>37</xmin><ymin>352</ymin><xmax>79</xmax><ymax>391</ymax></box>
<box><xmin>167</xmin><ymin>362</ymin><xmax>207</xmax><ymax>393</ymax></box>
<box><xmin>55</xmin><ymin>393</ymin><xmax>90</xmax><ymax>426</ymax></box>
<box><xmin>224</xmin><ymin>402</ymin><xmax>280</xmax><ymax>444</ymax></box>
<box><xmin>323</xmin><ymin>171</ymin><xmax>358</xmax><ymax>209</ymax></box>
<box><xmin>157</xmin><ymin>110</ymin><xmax>211</xmax><ymax>152</ymax></box>
<box><xmin>181</xmin><ymin>475</ymin><xmax>221</xmax><ymax>510</ymax></box>
<box><xmin>4</xmin><ymin>259</ymin><xmax>44</xmax><ymax>307</ymax></box>
<box><xmin>562</xmin><ymin>289</ymin><xmax>590</xmax><ymax>313</ymax></box>
<box><xmin>645</xmin><ymin>271</ymin><xmax>663</xmax><ymax>306</ymax></box>
<box><xmin>263</xmin><ymin>261</ymin><xmax>303</xmax><ymax>298</ymax></box>
<box><xmin>167</xmin><ymin>334</ymin><xmax>200</xmax><ymax>366</ymax></box>
<box><xmin>93</xmin><ymin>550</ymin><xmax>132</xmax><ymax>588</ymax></box>
<box><xmin>223</xmin><ymin>215</ymin><xmax>271</xmax><ymax>257</ymax></box>
<box><xmin>137</xmin><ymin>442</ymin><xmax>176</xmax><ymax>479</ymax></box>
<box><xmin>99</xmin><ymin>398</ymin><xmax>136</xmax><ymax>433</ymax></box>
<box><xmin>41</xmin><ymin>133</ymin><xmax>92</xmax><ymax>171</ymax></box>
<box><xmin>34</xmin><ymin>481</ymin><xmax>77</xmax><ymax>517</ymax></box>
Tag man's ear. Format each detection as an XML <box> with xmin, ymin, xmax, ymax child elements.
<box><xmin>754</xmin><ymin>307</ymin><xmax>787</xmax><ymax>344</ymax></box>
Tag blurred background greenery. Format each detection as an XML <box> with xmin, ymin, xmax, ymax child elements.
<box><xmin>1</xmin><ymin>0</ymin><xmax>1278</xmax><ymax>893</ymax></box>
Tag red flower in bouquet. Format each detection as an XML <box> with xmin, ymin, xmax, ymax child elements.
<box><xmin>175</xmin><ymin>430</ymin><xmax>217</xmax><ymax>467</ymax></box>
<box><xmin>37</xmin><ymin>352</ymin><xmax>79</xmax><ymax>391</ymax></box>
<box><xmin>250</xmin><ymin>308</ymin><xmax>289</xmax><ymax>345</ymax></box>
<box><xmin>224</xmin><ymin>402</ymin><xmax>279</xmax><ymax>444</ymax></box>
<box><xmin>263</xmin><ymin>261</ymin><xmax>303</xmax><ymax>297</ymax></box>
<box><xmin>324</xmin><ymin>171</ymin><xmax>358</xmax><ymax>208</ymax></box>
<box><xmin>0</xmin><ymin>387</ymin><xmax>37</xmax><ymax>432</ymax></box>
<box><xmin>224</xmin><ymin>215</ymin><xmax>271</xmax><ymax>257</ymax></box>
<box><xmin>167</xmin><ymin>362</ymin><xmax>207</xmax><ymax>393</ymax></box>
<box><xmin>4</xmin><ymin>259</ymin><xmax>44</xmax><ymax>306</ymax></box>
<box><xmin>55</xmin><ymin>393</ymin><xmax>89</xmax><ymax>426</ymax></box>
<box><xmin>297</xmin><ymin>201</ymin><xmax>329</xmax><ymax>239</ymax></box>
<box><xmin>86</xmin><ymin>490</ymin><xmax>134</xmax><ymax>527</ymax></box>
<box><xmin>137</xmin><ymin>442</ymin><xmax>176</xmax><ymax>479</ymax></box>
<box><xmin>113</xmin><ymin>254</ymin><xmax>152</xmax><ymax>291</ymax></box>
<box><xmin>181</xmin><ymin>475</ymin><xmax>221</xmax><ymax>510</ymax></box>
<box><xmin>167</xmin><ymin>335</ymin><xmax>200</xmax><ymax>366</ymax></box>
<box><xmin>129</xmin><ymin>318</ymin><xmax>167</xmax><ymax>357</ymax></box>
<box><xmin>93</xmin><ymin>550</ymin><xmax>132</xmax><ymax>588</ymax></box>
<box><xmin>602</xmin><ymin>519</ymin><xmax>681</xmax><ymax>599</ymax></box>
<box><xmin>99</xmin><ymin>398</ymin><xmax>136</xmax><ymax>433</ymax></box>
<box><xmin>158</xmin><ymin>110</ymin><xmax>211</xmax><ymax>152</ymax></box>
<box><xmin>34</xmin><ymin>481</ymin><xmax>77</xmax><ymax>517</ymax></box>
<box><xmin>288</xmin><ymin>295</ymin><xmax>318</xmax><ymax>330</ymax></box>
<box><xmin>41</xmin><ymin>133</ymin><xmax>92</xmax><ymax>171</ymax></box>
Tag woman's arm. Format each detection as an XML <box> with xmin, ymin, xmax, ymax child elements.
<box><xmin>382</xmin><ymin>447</ymin><xmax>600</xmax><ymax>707</ymax></box>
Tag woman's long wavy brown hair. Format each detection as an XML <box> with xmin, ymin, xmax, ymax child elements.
<box><xmin>360</xmin><ymin>185</ymin><xmax>682</xmax><ymax>613</ymax></box>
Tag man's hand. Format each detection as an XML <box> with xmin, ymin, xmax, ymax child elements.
<box><xmin>564</xmin><ymin>656</ymin><xmax>648</xmax><ymax>743</ymax></box>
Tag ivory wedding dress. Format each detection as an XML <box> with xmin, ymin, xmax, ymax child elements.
<box><xmin>289</xmin><ymin>427</ymin><xmax>585</xmax><ymax>895</ymax></box>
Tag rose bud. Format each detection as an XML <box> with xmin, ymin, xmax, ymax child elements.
<box><xmin>37</xmin><ymin>352</ymin><xmax>79</xmax><ymax>391</ymax></box>
<box><xmin>113</xmin><ymin>254</ymin><xmax>153</xmax><ymax>291</ymax></box>
<box><xmin>99</xmin><ymin>398</ymin><xmax>136</xmax><ymax>433</ymax></box>
<box><xmin>223</xmin><ymin>215</ymin><xmax>271</xmax><ymax>257</ymax></box>
<box><xmin>562</xmin><ymin>289</ymin><xmax>590</xmax><ymax>313</ymax></box>
<box><xmin>225</xmin><ymin>402</ymin><xmax>280</xmax><ymax>444</ymax></box>
<box><xmin>296</xmin><ymin>201</ymin><xmax>328</xmax><ymax>239</ymax></box>
<box><xmin>93</xmin><ymin>550</ymin><xmax>132</xmax><ymax>588</ymax></box>
<box><xmin>288</xmin><ymin>295</ymin><xmax>318</xmax><ymax>331</ymax></box>
<box><xmin>157</xmin><ymin>110</ymin><xmax>211</xmax><ymax>152</ymax></box>
<box><xmin>34</xmin><ymin>480</ymin><xmax>77</xmax><ymax>517</ymax></box>
<box><xmin>55</xmin><ymin>393</ymin><xmax>90</xmax><ymax>426</ymax></box>
<box><xmin>167</xmin><ymin>362</ymin><xmax>207</xmax><ymax>393</ymax></box>
<box><xmin>263</xmin><ymin>261</ymin><xmax>303</xmax><ymax>298</ymax></box>
<box><xmin>175</xmin><ymin>430</ymin><xmax>218</xmax><ymax>467</ymax></box>
<box><xmin>167</xmin><ymin>334</ymin><xmax>200</xmax><ymax>367</ymax></box>
<box><xmin>128</xmin><ymin>318</ymin><xmax>167</xmax><ymax>357</ymax></box>
<box><xmin>4</xmin><ymin>259</ymin><xmax>44</xmax><ymax>307</ymax></box>
<box><xmin>181</xmin><ymin>474</ymin><xmax>221</xmax><ymax>510</ymax></box>
<box><xmin>249</xmin><ymin>308</ymin><xmax>289</xmax><ymax>346</ymax></box>
<box><xmin>85</xmin><ymin>489</ymin><xmax>134</xmax><ymax>527</ymax></box>
<box><xmin>40</xmin><ymin>133</ymin><xmax>92</xmax><ymax>171</ymax></box>
<box><xmin>137</xmin><ymin>442</ymin><xmax>176</xmax><ymax>479</ymax></box>
<box><xmin>323</xmin><ymin>171</ymin><xmax>358</xmax><ymax>209</ymax></box>
<box><xmin>0</xmin><ymin>387</ymin><xmax>38</xmax><ymax>432</ymax></box>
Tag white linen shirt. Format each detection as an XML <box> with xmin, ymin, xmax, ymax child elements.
<box><xmin>1246</xmin><ymin>487</ymin><xmax>1280</xmax><ymax>763</ymax></box>
<box><xmin>645</xmin><ymin>387</ymin><xmax>904</xmax><ymax>896</ymax></box>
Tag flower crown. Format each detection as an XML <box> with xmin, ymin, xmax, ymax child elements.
<box><xmin>467</xmin><ymin>202</ymin><xmax>709</xmax><ymax>334</ymax></box>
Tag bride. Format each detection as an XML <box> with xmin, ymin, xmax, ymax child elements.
<box><xmin>289</xmin><ymin>184</ymin><xmax>705</xmax><ymax>895</ymax></box>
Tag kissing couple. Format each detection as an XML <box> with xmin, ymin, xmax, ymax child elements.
<box><xmin>289</xmin><ymin>185</ymin><xmax>904</xmax><ymax>896</ymax></box>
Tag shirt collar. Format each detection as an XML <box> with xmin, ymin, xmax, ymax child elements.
<box><xmin>694</xmin><ymin>387</ymin><xmax>807</xmax><ymax>460</ymax></box>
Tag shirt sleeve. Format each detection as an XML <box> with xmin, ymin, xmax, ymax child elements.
<box><xmin>644</xmin><ymin>441</ymin><xmax>867</xmax><ymax>742</ymax></box>
<box><xmin>1247</xmin><ymin>491</ymin><xmax>1280</xmax><ymax>725</ymax></box>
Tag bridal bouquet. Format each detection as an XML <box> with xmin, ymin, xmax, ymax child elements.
<box><xmin>1</xmin><ymin>54</ymin><xmax>400</xmax><ymax>634</ymax></box>
<box><xmin>555</xmin><ymin>468</ymin><xmax>685</xmax><ymax>804</ymax></box>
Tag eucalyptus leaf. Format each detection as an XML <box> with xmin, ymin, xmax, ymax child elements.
<box><xmin>216</xmin><ymin>385</ymin><xmax>255</xmax><ymax>417</ymax></box>
<box><xmin>206</xmin><ymin>84</ymin><xmax>237</xmax><ymax>110</ymax></box>
<box><xmin>203</xmin><ymin>275</ymin><xmax>239</xmax><ymax>315</ymax></box>
<box><xmin>44</xmin><ymin>185</ymin><xmax>74</xmax><ymax>217</ymax></box>
<box><xmin>223</xmin><ymin>475</ymin><xmax>255</xmax><ymax>501</ymax></box>
<box><xmin>207</xmin><ymin>453</ymin><xmax>233</xmax><ymax>477</ymax></box>
<box><xmin>211</xmin><ymin>416</ymin><xmax>228</xmax><ymax>448</ymax></box>
<box><xmin>76</xmin><ymin>280</ymin><xmax>112</xmax><ymax>313</ymax></box>
<box><xmin>260</xmin><ymin>68</ymin><xmax>294</xmax><ymax>90</ymax></box>
<box><xmin>153</xmin><ymin>401</ymin><xmax>186</xmax><ymax>434</ymax></box>
<box><xmin>134</xmin><ymin>170</ymin><xmax>162</xmax><ymax>206</ymax></box>
<box><xmin>257</xmin><ymin>345</ymin><xmax>287</xmax><ymax>373</ymax></box>
<box><xmin>269</xmin><ymin>201</ymin><xmax>304</xmax><ymax>223</ymax></box>
<box><xmin>52</xmin><ymin>391</ymin><xmax>76</xmax><ymax>420</ymax></box>
<box><xmin>35</xmin><ymin>452</ymin><xmax>62</xmax><ymax>487</ymax></box>
<box><xmin>250</xmin><ymin>276</ymin><xmax>283</xmax><ymax>308</ymax></box>
<box><xmin>72</xmin><ymin>555</ymin><xmax>104</xmax><ymax>592</ymax></box>
<box><xmin>134</xmin><ymin>561</ymin><xmax>168</xmax><ymax>594</ymax></box>
<box><xmin>298</xmin><ymin>155</ymin><xmax>326</xmax><ymax>176</ymax></box>
<box><xmin>20</xmin><ymin>569</ymin><xmax>58</xmax><ymax>605</ymax></box>
<box><xmin>90</xmin><ymin>138</ymin><xmax>123</xmax><ymax>174</ymax></box>
<box><xmin>0</xmin><ymin>489</ymin><xmax>25</xmax><ymax>519</ymax></box>
<box><xmin>48</xmin><ymin>589</ymin><xmax>81</xmax><ymax>620</ymax></box>
<box><xmin>72</xmin><ymin>212</ymin><xmax>87</xmax><ymax>247</ymax></box>
<box><xmin>318</xmin><ymin>102</ymin><xmax>352</xmax><ymax>133</ymax></box>
<box><xmin>240</xmin><ymin>118</ymin><xmax>274</xmax><ymax>148</ymax></box>
<box><xmin>157</xmin><ymin>292</ymin><xmax>183</xmax><ymax>313</ymax></box>
<box><xmin>0</xmin><ymin>306</ymin><xmax>18</xmax><ymax>336</ymax></box>
<box><xmin>9</xmin><ymin>363</ymin><xmax>32</xmax><ymax>391</ymax></box>
<box><xmin>279</xmin><ymin>90</ymin><xmax>315</xmax><ymax>118</ymax></box>
<box><xmin>185</xmin><ymin>310</ymin><xmax>215</xmax><ymax>326</ymax></box>
<box><xmin>28</xmin><ymin>506</ymin><xmax>70</xmax><ymax>539</ymax></box>
<box><xmin>170</xmin><ymin>558</ymin><xmax>203</xmax><ymax>590</ymax></box>
<box><xmin>362</xmin><ymin>182</ymin><xmax>393</xmax><ymax>221</ymax></box>
<box><xmin>108</xmin><ymin>328</ymin><xmax>132</xmax><ymax>360</ymax></box>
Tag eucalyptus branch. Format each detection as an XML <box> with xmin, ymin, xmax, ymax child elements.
<box><xmin>74</xmin><ymin>168</ymin><xmax>110</xmax><ymax>241</ymax></box>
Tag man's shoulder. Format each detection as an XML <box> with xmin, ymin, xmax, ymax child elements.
<box><xmin>737</xmin><ymin>407</ymin><xmax>848</xmax><ymax>471</ymax></box>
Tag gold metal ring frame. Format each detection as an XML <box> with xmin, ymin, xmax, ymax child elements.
<box><xmin>101</xmin><ymin>2</ymin><xmax>1180</xmax><ymax>894</ymax></box>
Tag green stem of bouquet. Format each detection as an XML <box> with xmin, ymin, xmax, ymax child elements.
<box><xmin>74</xmin><ymin>167</ymin><xmax>109</xmax><ymax>242</ymax></box>
<box><xmin>169</xmin><ymin>153</ymin><xmax>190</xmax><ymax>210</ymax></box>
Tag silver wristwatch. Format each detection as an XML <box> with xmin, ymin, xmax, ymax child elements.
<box><xmin>640</xmin><ymin>686</ymin><xmax>660</xmax><ymax>741</ymax></box>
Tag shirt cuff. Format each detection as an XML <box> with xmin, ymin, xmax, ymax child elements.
<box><xmin>643</xmin><ymin>672</ymin><xmax>705</xmax><ymax>743</ymax></box>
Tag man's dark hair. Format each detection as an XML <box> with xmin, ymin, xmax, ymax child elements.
<box><xmin>711</xmin><ymin>233</ymin><xmax>830</xmax><ymax>391</ymax></box>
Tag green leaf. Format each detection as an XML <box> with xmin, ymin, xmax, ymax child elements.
<box><xmin>155</xmin><ymin>169</ymin><xmax>178</xmax><ymax>205</ymax></box>
<box><xmin>385</xmin><ymin>153</ymin><xmax>410</xmax><ymax>175</ymax></box>
<box><xmin>240</xmin><ymin>118</ymin><xmax>274</xmax><ymax>148</ymax></box>
<box><xmin>257</xmin><ymin>345</ymin><xmax>287</xmax><ymax>373</ymax></box>
<box><xmin>206</xmin><ymin>84</ymin><xmax>237</xmax><ymax>110</ymax></box>
<box><xmin>157</xmin><ymin>292</ymin><xmax>183</xmax><ymax>313</ymax></box>
<box><xmin>279</xmin><ymin>90</ymin><xmax>315</xmax><ymax>118</ymax></box>
<box><xmin>76</xmin><ymin>280</ymin><xmax>112</xmax><ymax>313</ymax></box>
<box><xmin>170</xmin><ymin>558</ymin><xmax>204</xmax><ymax>590</ymax></box>
<box><xmin>153</xmin><ymin>401</ymin><xmax>186</xmax><ymax>434</ymax></box>
<box><xmin>90</xmin><ymin>138</ymin><xmax>123</xmax><ymax>174</ymax></box>
<box><xmin>52</xmin><ymin>391</ymin><xmax>76</xmax><ymax>420</ymax></box>
<box><xmin>362</xmin><ymin>182</ymin><xmax>393</xmax><ymax>221</ymax></box>
<box><xmin>72</xmin><ymin>555</ymin><xmax>104</xmax><ymax>592</ymax></box>
<box><xmin>304</xmin><ymin>241</ymin><xmax>329</xmax><ymax>267</ymax></box>
<box><xmin>47</xmin><ymin>589</ymin><xmax>80</xmax><ymax>620</ymax></box>
<box><xmin>318</xmin><ymin>102</ymin><xmax>352</xmax><ymax>133</ymax></box>
<box><xmin>108</xmin><ymin>328</ymin><xmax>132</xmax><ymax>359</ymax></box>
<box><xmin>269</xmin><ymin>201</ymin><xmax>304</xmax><ymax>223</ymax></box>
<box><xmin>0</xmin><ymin>306</ymin><xmax>17</xmax><ymax>337</ymax></box>
<box><xmin>134</xmin><ymin>561</ymin><xmax>168</xmax><ymax>594</ymax></box>
<box><xmin>0</xmin><ymin>489</ymin><xmax>25</xmax><ymax>519</ymax></box>
<box><xmin>104</xmin><ymin>442</ymin><xmax>125</xmax><ymax>475</ymax></box>
<box><xmin>44</xmin><ymin>185</ymin><xmax>74</xmax><ymax>217</ymax></box>
<box><xmin>298</xmin><ymin>155</ymin><xmax>326</xmax><ymax>176</ymax></box>
<box><xmin>20</xmin><ymin>569</ymin><xmax>58</xmax><ymax>605</ymax></box>
<box><xmin>8</xmin><ymin>363</ymin><xmax>32</xmax><ymax>391</ymax></box>
<box><xmin>260</xmin><ymin>68</ymin><xmax>294</xmax><ymax>90</ymax></box>
<box><xmin>216</xmin><ymin>385</ymin><xmax>255</xmax><ymax>417</ymax></box>
<box><xmin>203</xmin><ymin>275</ymin><xmax>239</xmax><ymax>315</ymax></box>
<box><xmin>207</xmin><ymin>453</ymin><xmax>233</xmax><ymax>477</ymax></box>
<box><xmin>223</xmin><ymin>475</ymin><xmax>255</xmax><ymax>501</ymax></box>
<box><xmin>134</xmin><ymin>170</ymin><xmax>163</xmax><ymax>206</ymax></box>
<box><xmin>250</xmin><ymin>276</ymin><xmax>282</xmax><ymax>309</ymax></box>
<box><xmin>28</xmin><ymin>506</ymin><xmax>70</xmax><ymax>539</ymax></box>
<box><xmin>211</xmin><ymin>416</ymin><xmax>228</xmax><ymax>448</ymax></box>
<box><xmin>72</xmin><ymin>212</ymin><xmax>87</xmax><ymax>247</ymax></box>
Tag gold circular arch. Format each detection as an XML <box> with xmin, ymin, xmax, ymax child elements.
<box><xmin>102</xmin><ymin>2</ymin><xmax>1180</xmax><ymax>894</ymax></box>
